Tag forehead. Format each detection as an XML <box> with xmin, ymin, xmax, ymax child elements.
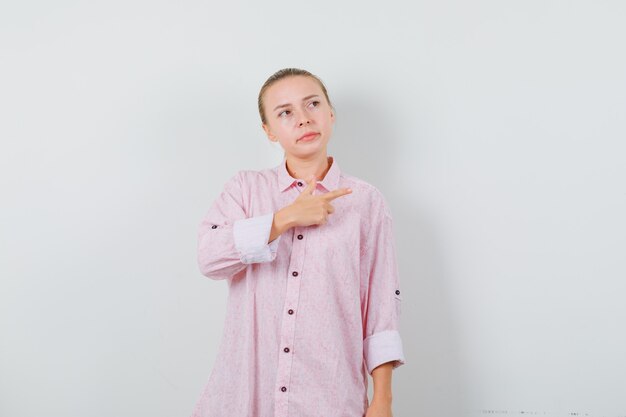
<box><xmin>263</xmin><ymin>76</ymin><xmax>323</xmax><ymax>106</ymax></box>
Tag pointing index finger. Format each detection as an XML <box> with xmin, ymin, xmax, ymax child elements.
<box><xmin>322</xmin><ymin>187</ymin><xmax>353</xmax><ymax>201</ymax></box>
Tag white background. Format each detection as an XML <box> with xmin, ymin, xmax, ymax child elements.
<box><xmin>1</xmin><ymin>1</ymin><xmax>625</xmax><ymax>416</ymax></box>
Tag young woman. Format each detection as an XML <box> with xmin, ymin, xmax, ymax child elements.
<box><xmin>191</xmin><ymin>68</ymin><xmax>405</xmax><ymax>417</ymax></box>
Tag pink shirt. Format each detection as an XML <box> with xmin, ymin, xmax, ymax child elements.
<box><xmin>191</xmin><ymin>155</ymin><xmax>405</xmax><ymax>417</ymax></box>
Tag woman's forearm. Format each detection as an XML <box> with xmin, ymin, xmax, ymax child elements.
<box><xmin>371</xmin><ymin>361</ymin><xmax>394</xmax><ymax>403</ymax></box>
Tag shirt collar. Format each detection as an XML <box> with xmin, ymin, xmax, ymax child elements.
<box><xmin>276</xmin><ymin>155</ymin><xmax>341</xmax><ymax>193</ymax></box>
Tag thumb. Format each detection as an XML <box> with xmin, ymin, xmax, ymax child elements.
<box><xmin>302</xmin><ymin>174</ymin><xmax>317</xmax><ymax>195</ymax></box>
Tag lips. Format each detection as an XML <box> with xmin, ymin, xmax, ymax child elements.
<box><xmin>298</xmin><ymin>132</ymin><xmax>319</xmax><ymax>142</ymax></box>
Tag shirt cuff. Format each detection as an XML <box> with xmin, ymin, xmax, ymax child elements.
<box><xmin>233</xmin><ymin>212</ymin><xmax>282</xmax><ymax>264</ymax></box>
<box><xmin>363</xmin><ymin>329</ymin><xmax>406</xmax><ymax>375</ymax></box>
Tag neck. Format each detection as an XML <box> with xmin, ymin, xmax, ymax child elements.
<box><xmin>286</xmin><ymin>155</ymin><xmax>332</xmax><ymax>182</ymax></box>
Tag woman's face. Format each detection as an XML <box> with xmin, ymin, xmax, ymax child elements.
<box><xmin>262</xmin><ymin>75</ymin><xmax>335</xmax><ymax>159</ymax></box>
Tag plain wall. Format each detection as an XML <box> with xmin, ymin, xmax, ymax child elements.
<box><xmin>1</xmin><ymin>1</ymin><xmax>625</xmax><ymax>416</ymax></box>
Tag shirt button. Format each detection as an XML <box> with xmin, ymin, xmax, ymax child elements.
<box><xmin>292</xmin><ymin>271</ymin><xmax>298</xmax><ymax>277</ymax></box>
<box><xmin>297</xmin><ymin>181</ymin><xmax>303</xmax><ymax>186</ymax></box>
<box><xmin>395</xmin><ymin>290</ymin><xmax>401</xmax><ymax>295</ymax></box>
<box><xmin>297</xmin><ymin>234</ymin><xmax>303</xmax><ymax>239</ymax></box>
<box><xmin>281</xmin><ymin>386</ymin><xmax>287</xmax><ymax>392</ymax></box>
<box><xmin>284</xmin><ymin>347</ymin><xmax>290</xmax><ymax>353</ymax></box>
<box><xmin>211</xmin><ymin>225</ymin><xmax>217</xmax><ymax>229</ymax></box>
<box><xmin>288</xmin><ymin>309</ymin><xmax>294</xmax><ymax>315</ymax></box>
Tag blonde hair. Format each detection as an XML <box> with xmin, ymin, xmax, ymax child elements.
<box><xmin>258</xmin><ymin>68</ymin><xmax>334</xmax><ymax>125</ymax></box>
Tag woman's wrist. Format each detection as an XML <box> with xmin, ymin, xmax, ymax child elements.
<box><xmin>275</xmin><ymin>207</ymin><xmax>295</xmax><ymax>231</ymax></box>
<box><xmin>372</xmin><ymin>393</ymin><xmax>393</xmax><ymax>404</ymax></box>
<box><xmin>269</xmin><ymin>209</ymin><xmax>293</xmax><ymax>243</ymax></box>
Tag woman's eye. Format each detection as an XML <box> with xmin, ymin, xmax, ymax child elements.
<box><xmin>278</xmin><ymin>110</ymin><xmax>291</xmax><ymax>117</ymax></box>
<box><xmin>309</xmin><ymin>100</ymin><xmax>320</xmax><ymax>108</ymax></box>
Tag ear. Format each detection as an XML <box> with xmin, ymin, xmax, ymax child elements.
<box><xmin>262</xmin><ymin>123</ymin><xmax>276</xmax><ymax>140</ymax></box>
<box><xmin>330</xmin><ymin>110</ymin><xmax>335</xmax><ymax>124</ymax></box>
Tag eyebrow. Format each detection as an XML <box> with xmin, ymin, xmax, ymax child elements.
<box><xmin>272</xmin><ymin>94</ymin><xmax>320</xmax><ymax>112</ymax></box>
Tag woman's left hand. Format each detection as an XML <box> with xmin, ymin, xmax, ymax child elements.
<box><xmin>364</xmin><ymin>399</ymin><xmax>393</xmax><ymax>417</ymax></box>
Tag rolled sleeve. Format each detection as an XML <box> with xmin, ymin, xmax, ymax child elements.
<box><xmin>361</xmin><ymin>197</ymin><xmax>406</xmax><ymax>375</ymax></box>
<box><xmin>363</xmin><ymin>329</ymin><xmax>405</xmax><ymax>374</ymax></box>
<box><xmin>197</xmin><ymin>171</ymin><xmax>281</xmax><ymax>280</ymax></box>
<box><xmin>233</xmin><ymin>212</ymin><xmax>282</xmax><ymax>264</ymax></box>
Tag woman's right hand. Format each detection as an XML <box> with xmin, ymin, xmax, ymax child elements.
<box><xmin>272</xmin><ymin>175</ymin><xmax>353</xmax><ymax>238</ymax></box>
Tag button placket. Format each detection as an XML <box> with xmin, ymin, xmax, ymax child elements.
<box><xmin>274</xmin><ymin>219</ymin><xmax>308</xmax><ymax>417</ymax></box>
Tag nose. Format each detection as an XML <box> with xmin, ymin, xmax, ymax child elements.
<box><xmin>298</xmin><ymin>113</ymin><xmax>311</xmax><ymax>126</ymax></box>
